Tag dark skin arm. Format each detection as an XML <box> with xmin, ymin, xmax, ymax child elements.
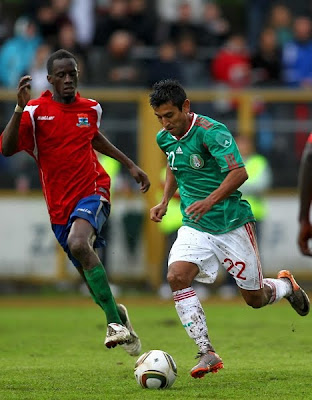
<box><xmin>298</xmin><ymin>140</ymin><xmax>312</xmax><ymax>256</ymax></box>
<box><xmin>92</xmin><ymin>131</ymin><xmax>150</xmax><ymax>193</ymax></box>
<box><xmin>150</xmin><ymin>165</ymin><xmax>178</xmax><ymax>222</ymax></box>
<box><xmin>1</xmin><ymin>75</ymin><xmax>32</xmax><ymax>156</ymax></box>
<box><xmin>186</xmin><ymin>166</ymin><xmax>248</xmax><ymax>222</ymax></box>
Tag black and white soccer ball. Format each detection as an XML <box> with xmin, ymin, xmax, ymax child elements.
<box><xmin>134</xmin><ymin>349</ymin><xmax>177</xmax><ymax>389</ymax></box>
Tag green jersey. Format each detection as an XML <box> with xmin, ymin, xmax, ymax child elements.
<box><xmin>156</xmin><ymin>113</ymin><xmax>255</xmax><ymax>234</ymax></box>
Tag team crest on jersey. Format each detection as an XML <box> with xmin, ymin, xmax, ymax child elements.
<box><xmin>190</xmin><ymin>154</ymin><xmax>204</xmax><ymax>169</ymax></box>
<box><xmin>76</xmin><ymin>113</ymin><xmax>90</xmax><ymax>127</ymax></box>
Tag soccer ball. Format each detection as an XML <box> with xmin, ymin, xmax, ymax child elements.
<box><xmin>134</xmin><ymin>349</ymin><xmax>177</xmax><ymax>389</ymax></box>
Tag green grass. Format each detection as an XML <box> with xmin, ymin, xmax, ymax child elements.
<box><xmin>0</xmin><ymin>296</ymin><xmax>311</xmax><ymax>400</ymax></box>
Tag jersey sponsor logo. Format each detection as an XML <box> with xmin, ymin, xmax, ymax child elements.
<box><xmin>76</xmin><ymin>113</ymin><xmax>90</xmax><ymax>127</ymax></box>
<box><xmin>216</xmin><ymin>131</ymin><xmax>232</xmax><ymax>148</ymax></box>
<box><xmin>37</xmin><ymin>116</ymin><xmax>55</xmax><ymax>120</ymax></box>
<box><xmin>190</xmin><ymin>154</ymin><xmax>204</xmax><ymax>169</ymax></box>
<box><xmin>176</xmin><ymin>146</ymin><xmax>183</xmax><ymax>154</ymax></box>
<box><xmin>77</xmin><ymin>207</ymin><xmax>92</xmax><ymax>214</ymax></box>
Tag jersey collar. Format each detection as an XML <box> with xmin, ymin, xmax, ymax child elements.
<box><xmin>171</xmin><ymin>112</ymin><xmax>197</xmax><ymax>141</ymax></box>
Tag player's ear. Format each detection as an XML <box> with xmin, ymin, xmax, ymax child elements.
<box><xmin>182</xmin><ymin>99</ymin><xmax>190</xmax><ymax>113</ymax></box>
<box><xmin>47</xmin><ymin>74</ymin><xmax>52</xmax><ymax>84</ymax></box>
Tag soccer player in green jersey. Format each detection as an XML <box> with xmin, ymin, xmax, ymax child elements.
<box><xmin>149</xmin><ymin>79</ymin><xmax>310</xmax><ymax>379</ymax></box>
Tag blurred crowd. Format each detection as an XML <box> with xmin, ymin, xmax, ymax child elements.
<box><xmin>1</xmin><ymin>0</ymin><xmax>312</xmax><ymax>91</ymax></box>
<box><xmin>1</xmin><ymin>0</ymin><xmax>312</xmax><ymax>191</ymax></box>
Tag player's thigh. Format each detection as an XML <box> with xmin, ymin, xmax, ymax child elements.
<box><xmin>168</xmin><ymin>226</ymin><xmax>219</xmax><ymax>284</ymax></box>
<box><xmin>215</xmin><ymin>222</ymin><xmax>263</xmax><ymax>290</ymax></box>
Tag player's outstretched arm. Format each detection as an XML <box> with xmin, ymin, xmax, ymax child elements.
<box><xmin>92</xmin><ymin>131</ymin><xmax>150</xmax><ymax>193</ymax></box>
<box><xmin>1</xmin><ymin>75</ymin><xmax>31</xmax><ymax>156</ymax></box>
<box><xmin>150</xmin><ymin>166</ymin><xmax>178</xmax><ymax>222</ymax></box>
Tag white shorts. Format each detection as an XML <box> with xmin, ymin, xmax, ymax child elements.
<box><xmin>168</xmin><ymin>223</ymin><xmax>263</xmax><ymax>290</ymax></box>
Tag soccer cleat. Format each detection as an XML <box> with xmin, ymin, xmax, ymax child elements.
<box><xmin>104</xmin><ymin>323</ymin><xmax>131</xmax><ymax>348</ymax></box>
<box><xmin>277</xmin><ymin>270</ymin><xmax>310</xmax><ymax>316</ymax></box>
<box><xmin>117</xmin><ymin>303</ymin><xmax>142</xmax><ymax>356</ymax></box>
<box><xmin>190</xmin><ymin>351</ymin><xmax>224</xmax><ymax>379</ymax></box>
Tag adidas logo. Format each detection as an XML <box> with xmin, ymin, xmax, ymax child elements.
<box><xmin>176</xmin><ymin>146</ymin><xmax>183</xmax><ymax>154</ymax></box>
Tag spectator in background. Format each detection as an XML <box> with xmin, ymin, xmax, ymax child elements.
<box><xmin>246</xmin><ymin>0</ymin><xmax>271</xmax><ymax>50</ymax></box>
<box><xmin>147</xmin><ymin>40</ymin><xmax>182</xmax><ymax>88</ymax></box>
<box><xmin>267</xmin><ymin>3</ymin><xmax>293</xmax><ymax>47</ymax></box>
<box><xmin>0</xmin><ymin>16</ymin><xmax>42</xmax><ymax>88</ymax></box>
<box><xmin>156</xmin><ymin>0</ymin><xmax>203</xmax><ymax>23</ymax></box>
<box><xmin>128</xmin><ymin>0</ymin><xmax>157</xmax><ymax>46</ymax></box>
<box><xmin>177</xmin><ymin>33</ymin><xmax>210</xmax><ymax>88</ymax></box>
<box><xmin>29</xmin><ymin>43</ymin><xmax>52</xmax><ymax>95</ymax></box>
<box><xmin>93</xmin><ymin>0</ymin><xmax>131</xmax><ymax>46</ymax></box>
<box><xmin>166</xmin><ymin>2</ymin><xmax>202</xmax><ymax>45</ymax></box>
<box><xmin>90</xmin><ymin>30</ymin><xmax>146</xmax><ymax>87</ymax></box>
<box><xmin>0</xmin><ymin>1</ymin><xmax>13</xmax><ymax>46</ymax></box>
<box><xmin>210</xmin><ymin>34</ymin><xmax>251</xmax><ymax>89</ymax></box>
<box><xmin>281</xmin><ymin>16</ymin><xmax>312</xmax><ymax>88</ymax></box>
<box><xmin>198</xmin><ymin>1</ymin><xmax>230</xmax><ymax>48</ymax></box>
<box><xmin>34</xmin><ymin>1</ymin><xmax>72</xmax><ymax>48</ymax></box>
<box><xmin>69</xmin><ymin>0</ymin><xmax>96</xmax><ymax>47</ymax></box>
<box><xmin>55</xmin><ymin>23</ymin><xmax>88</xmax><ymax>84</ymax></box>
<box><xmin>251</xmin><ymin>27</ymin><xmax>282</xmax><ymax>87</ymax></box>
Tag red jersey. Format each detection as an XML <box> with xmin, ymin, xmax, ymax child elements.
<box><xmin>0</xmin><ymin>90</ymin><xmax>111</xmax><ymax>224</ymax></box>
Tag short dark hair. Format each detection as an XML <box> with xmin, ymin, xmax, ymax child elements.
<box><xmin>47</xmin><ymin>49</ymin><xmax>78</xmax><ymax>74</ymax></box>
<box><xmin>149</xmin><ymin>79</ymin><xmax>187</xmax><ymax>110</ymax></box>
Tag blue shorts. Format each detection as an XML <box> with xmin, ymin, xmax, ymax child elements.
<box><xmin>52</xmin><ymin>194</ymin><xmax>111</xmax><ymax>268</ymax></box>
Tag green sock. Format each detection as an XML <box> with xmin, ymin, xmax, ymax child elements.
<box><xmin>88</xmin><ymin>286</ymin><xmax>127</xmax><ymax>325</ymax></box>
<box><xmin>84</xmin><ymin>263</ymin><xmax>122</xmax><ymax>325</ymax></box>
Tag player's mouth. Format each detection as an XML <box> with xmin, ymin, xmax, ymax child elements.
<box><xmin>63</xmin><ymin>86</ymin><xmax>75</xmax><ymax>93</ymax></box>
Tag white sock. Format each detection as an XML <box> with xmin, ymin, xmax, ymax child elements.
<box><xmin>263</xmin><ymin>278</ymin><xmax>292</xmax><ymax>304</ymax></box>
<box><xmin>173</xmin><ymin>287</ymin><xmax>214</xmax><ymax>353</ymax></box>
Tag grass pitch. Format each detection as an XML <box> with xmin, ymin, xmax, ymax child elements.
<box><xmin>0</xmin><ymin>295</ymin><xmax>311</xmax><ymax>400</ymax></box>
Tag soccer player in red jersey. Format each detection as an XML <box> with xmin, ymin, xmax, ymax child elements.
<box><xmin>0</xmin><ymin>49</ymin><xmax>150</xmax><ymax>356</ymax></box>
<box><xmin>298</xmin><ymin>133</ymin><xmax>312</xmax><ymax>256</ymax></box>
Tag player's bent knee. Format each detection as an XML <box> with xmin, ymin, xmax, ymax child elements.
<box><xmin>167</xmin><ymin>271</ymin><xmax>190</xmax><ymax>290</ymax></box>
<box><xmin>68</xmin><ymin>236</ymin><xmax>89</xmax><ymax>259</ymax></box>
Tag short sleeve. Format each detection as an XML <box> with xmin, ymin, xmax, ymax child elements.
<box><xmin>203</xmin><ymin>124</ymin><xmax>244</xmax><ymax>172</ymax></box>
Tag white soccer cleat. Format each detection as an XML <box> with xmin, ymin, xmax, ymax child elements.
<box><xmin>104</xmin><ymin>323</ymin><xmax>131</xmax><ymax>349</ymax></box>
<box><xmin>118</xmin><ymin>303</ymin><xmax>142</xmax><ymax>356</ymax></box>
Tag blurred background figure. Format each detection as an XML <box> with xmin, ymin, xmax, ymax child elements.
<box><xmin>165</xmin><ymin>2</ymin><xmax>202</xmax><ymax>44</ymax></box>
<box><xmin>198</xmin><ymin>1</ymin><xmax>230</xmax><ymax>48</ymax></box>
<box><xmin>90</xmin><ymin>30</ymin><xmax>146</xmax><ymax>87</ymax></box>
<box><xmin>68</xmin><ymin>0</ymin><xmax>96</xmax><ymax>48</ymax></box>
<box><xmin>0</xmin><ymin>16</ymin><xmax>41</xmax><ymax>88</ymax></box>
<box><xmin>211</xmin><ymin>34</ymin><xmax>251</xmax><ymax>89</ymax></box>
<box><xmin>251</xmin><ymin>27</ymin><xmax>282</xmax><ymax>87</ymax></box>
<box><xmin>29</xmin><ymin>43</ymin><xmax>52</xmax><ymax>95</ymax></box>
<box><xmin>54</xmin><ymin>22</ymin><xmax>88</xmax><ymax>83</ymax></box>
<box><xmin>128</xmin><ymin>0</ymin><xmax>157</xmax><ymax>46</ymax></box>
<box><xmin>267</xmin><ymin>3</ymin><xmax>293</xmax><ymax>48</ymax></box>
<box><xmin>93</xmin><ymin>0</ymin><xmax>130</xmax><ymax>46</ymax></box>
<box><xmin>156</xmin><ymin>0</ymin><xmax>203</xmax><ymax>23</ymax></box>
<box><xmin>281</xmin><ymin>16</ymin><xmax>312</xmax><ymax>88</ymax></box>
<box><xmin>218</xmin><ymin>134</ymin><xmax>272</xmax><ymax>299</ymax></box>
<box><xmin>147</xmin><ymin>40</ymin><xmax>181</xmax><ymax>87</ymax></box>
<box><xmin>177</xmin><ymin>33</ymin><xmax>210</xmax><ymax>88</ymax></box>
